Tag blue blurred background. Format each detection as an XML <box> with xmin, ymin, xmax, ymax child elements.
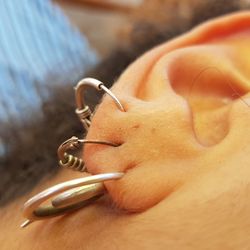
<box><xmin>0</xmin><ymin>0</ymin><xmax>98</xmax><ymax>157</ymax></box>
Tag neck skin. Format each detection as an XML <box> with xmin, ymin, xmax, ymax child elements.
<box><xmin>1</xmin><ymin>12</ymin><xmax>250</xmax><ymax>250</ymax></box>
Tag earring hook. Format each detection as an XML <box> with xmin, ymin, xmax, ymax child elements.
<box><xmin>75</xmin><ymin>78</ymin><xmax>125</xmax><ymax>130</ymax></box>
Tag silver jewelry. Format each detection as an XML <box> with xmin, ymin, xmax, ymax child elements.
<box><xmin>21</xmin><ymin>78</ymin><xmax>125</xmax><ymax>228</ymax></box>
<box><xmin>58</xmin><ymin>136</ymin><xmax>119</xmax><ymax>172</ymax></box>
<box><xmin>21</xmin><ymin>172</ymin><xmax>124</xmax><ymax>228</ymax></box>
<box><xmin>75</xmin><ymin>77</ymin><xmax>125</xmax><ymax>130</ymax></box>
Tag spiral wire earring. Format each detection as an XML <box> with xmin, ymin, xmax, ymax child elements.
<box><xmin>58</xmin><ymin>136</ymin><xmax>119</xmax><ymax>172</ymax></box>
<box><xmin>21</xmin><ymin>78</ymin><xmax>125</xmax><ymax>228</ymax></box>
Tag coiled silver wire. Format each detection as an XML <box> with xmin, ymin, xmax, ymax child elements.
<box><xmin>57</xmin><ymin>136</ymin><xmax>119</xmax><ymax>172</ymax></box>
<box><xmin>59</xmin><ymin>152</ymin><xmax>85</xmax><ymax>172</ymax></box>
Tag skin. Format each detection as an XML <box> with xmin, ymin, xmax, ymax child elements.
<box><xmin>1</xmin><ymin>11</ymin><xmax>250</xmax><ymax>249</ymax></box>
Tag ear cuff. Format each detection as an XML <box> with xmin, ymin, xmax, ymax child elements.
<box><xmin>21</xmin><ymin>78</ymin><xmax>125</xmax><ymax>228</ymax></box>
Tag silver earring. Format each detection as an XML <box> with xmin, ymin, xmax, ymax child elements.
<box><xmin>21</xmin><ymin>172</ymin><xmax>124</xmax><ymax>228</ymax></box>
<box><xmin>21</xmin><ymin>137</ymin><xmax>122</xmax><ymax>228</ymax></box>
<box><xmin>75</xmin><ymin>77</ymin><xmax>125</xmax><ymax>131</ymax></box>
<box><xmin>58</xmin><ymin>136</ymin><xmax>119</xmax><ymax>172</ymax></box>
<box><xmin>21</xmin><ymin>78</ymin><xmax>125</xmax><ymax>228</ymax></box>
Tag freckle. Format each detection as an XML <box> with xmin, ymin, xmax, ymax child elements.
<box><xmin>132</xmin><ymin>124</ymin><xmax>140</xmax><ymax>129</ymax></box>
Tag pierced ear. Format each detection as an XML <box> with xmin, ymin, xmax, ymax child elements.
<box><xmin>85</xmin><ymin>13</ymin><xmax>250</xmax><ymax>212</ymax></box>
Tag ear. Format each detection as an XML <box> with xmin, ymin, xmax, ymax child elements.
<box><xmin>84</xmin><ymin>12</ymin><xmax>250</xmax><ymax>211</ymax></box>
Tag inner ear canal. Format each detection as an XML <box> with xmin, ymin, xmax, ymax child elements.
<box><xmin>174</xmin><ymin>67</ymin><xmax>245</xmax><ymax>146</ymax></box>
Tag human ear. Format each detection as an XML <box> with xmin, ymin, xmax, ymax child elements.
<box><xmin>84</xmin><ymin>12</ymin><xmax>250</xmax><ymax>211</ymax></box>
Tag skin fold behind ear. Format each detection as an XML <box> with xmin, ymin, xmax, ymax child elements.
<box><xmin>84</xmin><ymin>11</ymin><xmax>250</xmax><ymax>211</ymax></box>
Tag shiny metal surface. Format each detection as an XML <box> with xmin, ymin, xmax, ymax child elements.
<box><xmin>21</xmin><ymin>172</ymin><xmax>124</xmax><ymax>228</ymax></box>
<box><xmin>57</xmin><ymin>136</ymin><xmax>119</xmax><ymax>172</ymax></box>
<box><xmin>75</xmin><ymin>78</ymin><xmax>125</xmax><ymax>130</ymax></box>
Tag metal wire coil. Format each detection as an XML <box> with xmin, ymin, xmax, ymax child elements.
<box><xmin>59</xmin><ymin>152</ymin><xmax>85</xmax><ymax>172</ymax></box>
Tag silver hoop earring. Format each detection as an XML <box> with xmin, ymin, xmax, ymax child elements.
<box><xmin>21</xmin><ymin>78</ymin><xmax>125</xmax><ymax>228</ymax></box>
<box><xmin>75</xmin><ymin>78</ymin><xmax>125</xmax><ymax>130</ymax></box>
<box><xmin>21</xmin><ymin>172</ymin><xmax>124</xmax><ymax>228</ymax></box>
<box><xmin>21</xmin><ymin>135</ymin><xmax>121</xmax><ymax>227</ymax></box>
